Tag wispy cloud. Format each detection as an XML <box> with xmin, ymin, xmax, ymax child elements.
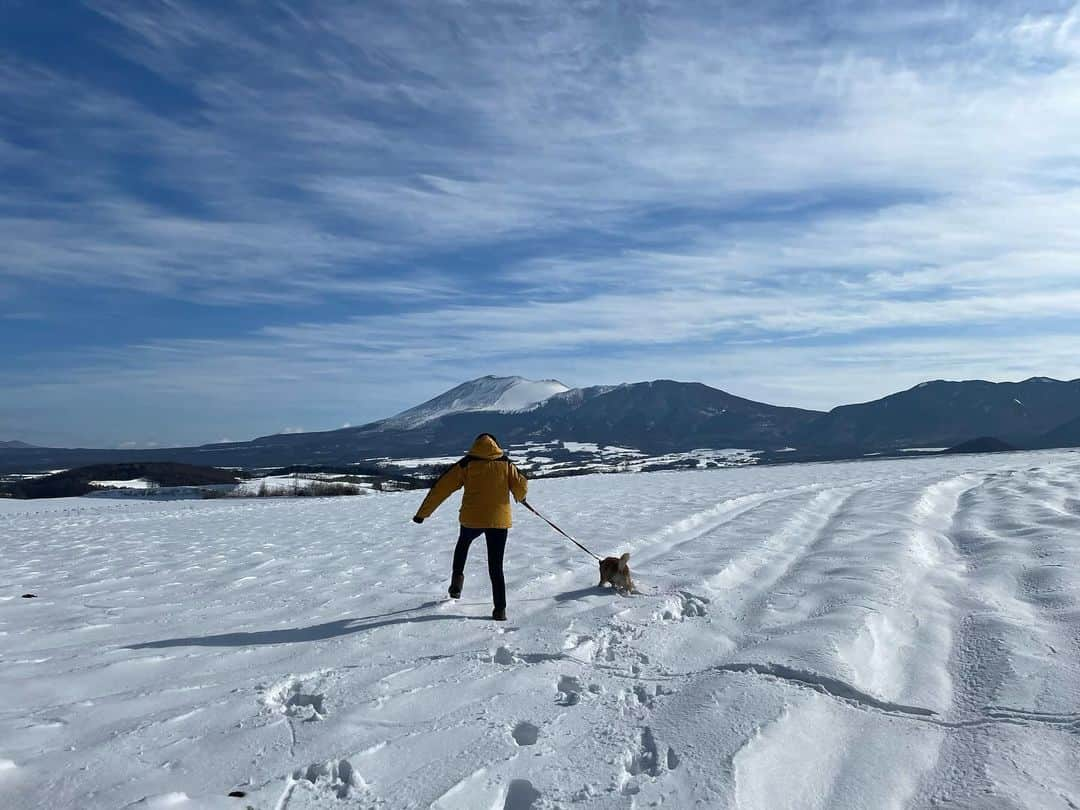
<box><xmin>3</xmin><ymin>1</ymin><xmax>1080</xmax><ymax>444</ymax></box>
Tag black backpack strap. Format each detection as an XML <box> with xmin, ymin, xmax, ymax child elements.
<box><xmin>457</xmin><ymin>454</ymin><xmax>512</xmax><ymax>477</ymax></box>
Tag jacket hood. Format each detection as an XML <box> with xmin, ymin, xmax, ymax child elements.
<box><xmin>468</xmin><ymin>434</ymin><xmax>504</xmax><ymax>460</ymax></box>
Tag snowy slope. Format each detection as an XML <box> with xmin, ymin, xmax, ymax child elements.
<box><xmin>380</xmin><ymin>376</ymin><xmax>569</xmax><ymax>429</ymax></box>
<box><xmin>2</xmin><ymin>451</ymin><xmax>1080</xmax><ymax>809</ymax></box>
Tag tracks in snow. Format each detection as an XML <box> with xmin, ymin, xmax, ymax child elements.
<box><xmin>908</xmin><ymin>466</ymin><xmax>1080</xmax><ymax>807</ymax></box>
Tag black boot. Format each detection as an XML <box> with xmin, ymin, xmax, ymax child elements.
<box><xmin>492</xmin><ymin>607</ymin><xmax>507</xmax><ymax>621</ymax></box>
<box><xmin>448</xmin><ymin>573</ymin><xmax>464</xmax><ymax>599</ymax></box>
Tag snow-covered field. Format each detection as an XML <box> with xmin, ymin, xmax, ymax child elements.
<box><xmin>88</xmin><ymin>479</ymin><xmax>159</xmax><ymax>491</ymax></box>
<box><xmin>373</xmin><ymin>441</ymin><xmax>761</xmax><ymax>477</ymax></box>
<box><xmin>2</xmin><ymin>450</ymin><xmax>1080</xmax><ymax>809</ymax></box>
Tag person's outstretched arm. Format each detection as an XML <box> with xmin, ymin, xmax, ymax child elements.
<box><xmin>508</xmin><ymin>463</ymin><xmax>528</xmax><ymax>504</ymax></box>
<box><xmin>413</xmin><ymin>463</ymin><xmax>465</xmax><ymax>522</ymax></box>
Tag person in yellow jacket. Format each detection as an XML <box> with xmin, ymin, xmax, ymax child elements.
<box><xmin>412</xmin><ymin>433</ymin><xmax>528</xmax><ymax>621</ymax></box>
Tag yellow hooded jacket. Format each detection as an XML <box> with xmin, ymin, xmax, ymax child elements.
<box><xmin>414</xmin><ymin>435</ymin><xmax>528</xmax><ymax>529</ymax></box>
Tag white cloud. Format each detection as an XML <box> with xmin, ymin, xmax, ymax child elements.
<box><xmin>4</xmin><ymin>0</ymin><xmax>1076</xmax><ymax>304</ymax></box>
<box><xmin>4</xmin><ymin>1</ymin><xmax>1080</xmax><ymax>443</ymax></box>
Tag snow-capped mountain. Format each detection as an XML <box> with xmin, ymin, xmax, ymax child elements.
<box><xmin>497</xmin><ymin>380</ymin><xmax>819</xmax><ymax>453</ymax></box>
<box><xmin>378</xmin><ymin>375</ymin><xmax>569</xmax><ymax>429</ymax></box>
<box><xmin>5</xmin><ymin>375</ymin><xmax>1080</xmax><ymax>476</ymax></box>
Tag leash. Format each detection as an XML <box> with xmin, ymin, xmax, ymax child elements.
<box><xmin>522</xmin><ymin>500</ymin><xmax>602</xmax><ymax>561</ymax></box>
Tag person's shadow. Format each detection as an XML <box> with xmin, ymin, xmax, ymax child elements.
<box><xmin>127</xmin><ymin>600</ymin><xmax>486</xmax><ymax>649</ymax></box>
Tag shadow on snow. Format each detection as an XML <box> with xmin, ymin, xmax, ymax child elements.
<box><xmin>554</xmin><ymin>585</ymin><xmax>610</xmax><ymax>602</ymax></box>
<box><xmin>126</xmin><ymin>599</ymin><xmax>488</xmax><ymax>649</ymax></box>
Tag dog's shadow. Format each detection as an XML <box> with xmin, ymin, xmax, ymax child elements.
<box><xmin>126</xmin><ymin>599</ymin><xmax>487</xmax><ymax>649</ymax></box>
<box><xmin>554</xmin><ymin>584</ymin><xmax>615</xmax><ymax>603</ymax></box>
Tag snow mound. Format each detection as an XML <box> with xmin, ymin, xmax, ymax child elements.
<box><xmin>381</xmin><ymin>375</ymin><xmax>569</xmax><ymax>428</ymax></box>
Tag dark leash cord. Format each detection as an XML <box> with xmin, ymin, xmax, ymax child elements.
<box><xmin>522</xmin><ymin>500</ymin><xmax>603</xmax><ymax>561</ymax></box>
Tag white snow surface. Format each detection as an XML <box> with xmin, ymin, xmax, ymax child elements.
<box><xmin>3</xmin><ymin>450</ymin><xmax>1080</xmax><ymax>809</ymax></box>
<box><xmin>381</xmin><ymin>376</ymin><xmax>569</xmax><ymax>429</ymax></box>
<box><xmin>372</xmin><ymin>443</ymin><xmax>760</xmax><ymax>477</ymax></box>
<box><xmin>234</xmin><ymin>475</ymin><xmax>369</xmax><ymax>496</ymax></box>
<box><xmin>89</xmin><ymin>478</ymin><xmax>157</xmax><ymax>490</ymax></box>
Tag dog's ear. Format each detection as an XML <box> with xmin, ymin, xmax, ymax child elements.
<box><xmin>619</xmin><ymin>552</ymin><xmax>630</xmax><ymax>563</ymax></box>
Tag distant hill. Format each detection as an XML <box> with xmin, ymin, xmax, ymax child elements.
<box><xmin>941</xmin><ymin>437</ymin><xmax>1019</xmax><ymax>455</ymax></box>
<box><xmin>496</xmin><ymin>380</ymin><xmax>821</xmax><ymax>453</ymax></box>
<box><xmin>0</xmin><ymin>440</ymin><xmax>36</xmax><ymax>449</ymax></box>
<box><xmin>2</xmin><ymin>463</ymin><xmax>241</xmax><ymax>499</ymax></box>
<box><xmin>795</xmin><ymin>377</ymin><xmax>1080</xmax><ymax>452</ymax></box>
<box><xmin>1035</xmin><ymin>413</ymin><xmax>1080</xmax><ymax>449</ymax></box>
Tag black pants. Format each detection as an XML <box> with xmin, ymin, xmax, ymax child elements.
<box><xmin>453</xmin><ymin>527</ymin><xmax>508</xmax><ymax>610</ymax></box>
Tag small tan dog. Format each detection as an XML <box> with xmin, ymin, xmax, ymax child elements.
<box><xmin>598</xmin><ymin>552</ymin><xmax>636</xmax><ymax>594</ymax></box>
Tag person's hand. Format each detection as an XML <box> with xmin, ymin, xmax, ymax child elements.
<box><xmin>412</xmin><ymin>516</ymin><xmax>424</xmax><ymax>524</ymax></box>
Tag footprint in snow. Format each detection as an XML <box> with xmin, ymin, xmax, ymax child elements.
<box><xmin>492</xmin><ymin>645</ymin><xmax>565</xmax><ymax>666</ymax></box>
<box><xmin>624</xmin><ymin>682</ymin><xmax>673</xmax><ymax>710</ymax></box>
<box><xmin>556</xmin><ymin>674</ymin><xmax>583</xmax><ymax>706</ymax></box>
<box><xmin>503</xmin><ymin>779</ymin><xmax>541</xmax><ymax>810</ymax></box>
<box><xmin>511</xmin><ymin>721</ymin><xmax>540</xmax><ymax>746</ymax></box>
<box><xmin>620</xmin><ymin>727</ymin><xmax>679</xmax><ymax>796</ymax></box>
<box><xmin>659</xmin><ymin>591</ymin><xmax>710</xmax><ymax>621</ymax></box>
<box><xmin>262</xmin><ymin>673</ymin><xmax>329</xmax><ymax>721</ymax></box>
<box><xmin>292</xmin><ymin>758</ymin><xmax>362</xmax><ymax>800</ymax></box>
<box><xmin>555</xmin><ymin>674</ymin><xmax>599</xmax><ymax>705</ymax></box>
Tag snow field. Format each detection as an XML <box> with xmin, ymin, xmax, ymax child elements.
<box><xmin>375</xmin><ymin>443</ymin><xmax>761</xmax><ymax>477</ymax></box>
<box><xmin>88</xmin><ymin>479</ymin><xmax>159</xmax><ymax>491</ymax></box>
<box><xmin>1</xmin><ymin>451</ymin><xmax>1079</xmax><ymax>808</ymax></box>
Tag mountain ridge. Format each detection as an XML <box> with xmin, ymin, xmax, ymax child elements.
<box><xmin>799</xmin><ymin>376</ymin><xmax>1080</xmax><ymax>451</ymax></box>
<box><xmin>3</xmin><ymin>375</ymin><xmax>1080</xmax><ymax>475</ymax></box>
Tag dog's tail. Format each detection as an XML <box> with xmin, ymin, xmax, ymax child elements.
<box><xmin>620</xmin><ymin>552</ymin><xmax>630</xmax><ymax>563</ymax></box>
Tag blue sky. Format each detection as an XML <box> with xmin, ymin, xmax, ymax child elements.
<box><xmin>3</xmin><ymin>0</ymin><xmax>1080</xmax><ymax>447</ymax></box>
